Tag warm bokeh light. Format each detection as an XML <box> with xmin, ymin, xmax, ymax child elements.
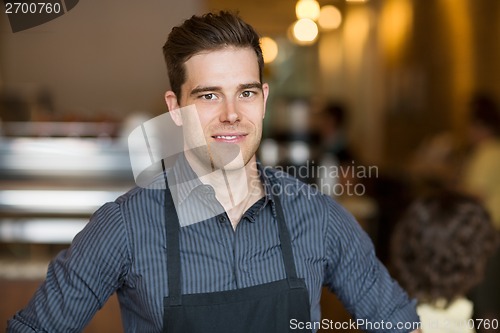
<box><xmin>260</xmin><ymin>36</ymin><xmax>279</xmax><ymax>64</ymax></box>
<box><xmin>295</xmin><ymin>0</ymin><xmax>320</xmax><ymax>20</ymax></box>
<box><xmin>343</xmin><ymin>6</ymin><xmax>371</xmax><ymax>69</ymax></box>
<box><xmin>318</xmin><ymin>5</ymin><xmax>342</xmax><ymax>31</ymax></box>
<box><xmin>319</xmin><ymin>30</ymin><xmax>343</xmax><ymax>80</ymax></box>
<box><xmin>379</xmin><ymin>0</ymin><xmax>413</xmax><ymax>63</ymax></box>
<box><xmin>292</xmin><ymin>18</ymin><xmax>319</xmax><ymax>45</ymax></box>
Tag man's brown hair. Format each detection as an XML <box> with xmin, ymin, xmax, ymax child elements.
<box><xmin>163</xmin><ymin>11</ymin><xmax>264</xmax><ymax>100</ymax></box>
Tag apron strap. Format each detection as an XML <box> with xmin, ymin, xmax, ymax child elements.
<box><xmin>272</xmin><ymin>192</ymin><xmax>302</xmax><ymax>289</ymax></box>
<box><xmin>162</xmin><ymin>159</ymin><xmax>182</xmax><ymax>306</ymax></box>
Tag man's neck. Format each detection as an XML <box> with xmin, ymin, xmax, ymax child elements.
<box><xmin>186</xmin><ymin>153</ymin><xmax>265</xmax><ymax>229</ymax></box>
<box><xmin>222</xmin><ymin>163</ymin><xmax>264</xmax><ymax>229</ymax></box>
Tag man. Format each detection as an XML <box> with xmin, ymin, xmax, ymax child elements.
<box><xmin>8</xmin><ymin>11</ymin><xmax>421</xmax><ymax>332</ymax></box>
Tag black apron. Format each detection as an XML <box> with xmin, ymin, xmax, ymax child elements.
<box><xmin>162</xmin><ymin>180</ymin><xmax>312</xmax><ymax>333</ymax></box>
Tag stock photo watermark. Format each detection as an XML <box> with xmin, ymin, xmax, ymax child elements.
<box><xmin>268</xmin><ymin>160</ymin><xmax>378</xmax><ymax>197</ymax></box>
<box><xmin>290</xmin><ymin>318</ymin><xmax>499</xmax><ymax>331</ymax></box>
<box><xmin>127</xmin><ymin>107</ymin><xmax>379</xmax><ymax>227</ymax></box>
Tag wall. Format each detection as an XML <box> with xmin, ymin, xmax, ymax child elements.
<box><xmin>0</xmin><ymin>0</ymin><xmax>204</xmax><ymax>120</ymax></box>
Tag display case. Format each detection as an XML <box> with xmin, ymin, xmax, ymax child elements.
<box><xmin>0</xmin><ymin>121</ymin><xmax>135</xmax><ymax>264</ymax></box>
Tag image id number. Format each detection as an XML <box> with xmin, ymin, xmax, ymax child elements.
<box><xmin>5</xmin><ymin>2</ymin><xmax>61</xmax><ymax>14</ymax></box>
<box><xmin>444</xmin><ymin>319</ymin><xmax>499</xmax><ymax>330</ymax></box>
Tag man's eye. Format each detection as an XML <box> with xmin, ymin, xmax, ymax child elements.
<box><xmin>240</xmin><ymin>91</ymin><xmax>255</xmax><ymax>98</ymax></box>
<box><xmin>200</xmin><ymin>93</ymin><xmax>216</xmax><ymax>100</ymax></box>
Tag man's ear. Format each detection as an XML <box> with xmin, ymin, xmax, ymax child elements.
<box><xmin>165</xmin><ymin>91</ymin><xmax>182</xmax><ymax>126</ymax></box>
<box><xmin>262</xmin><ymin>83</ymin><xmax>270</xmax><ymax>119</ymax></box>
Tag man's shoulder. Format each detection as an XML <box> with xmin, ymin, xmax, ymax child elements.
<box><xmin>113</xmin><ymin>183</ymin><xmax>164</xmax><ymax>207</ymax></box>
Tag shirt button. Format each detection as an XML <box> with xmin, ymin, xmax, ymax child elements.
<box><xmin>218</xmin><ymin>216</ymin><xmax>227</xmax><ymax>223</ymax></box>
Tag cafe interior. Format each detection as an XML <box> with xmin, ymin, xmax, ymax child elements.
<box><xmin>1</xmin><ymin>0</ymin><xmax>499</xmax><ymax>331</ymax></box>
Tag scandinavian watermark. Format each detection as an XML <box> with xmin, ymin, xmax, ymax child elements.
<box><xmin>127</xmin><ymin>107</ymin><xmax>379</xmax><ymax>227</ymax></box>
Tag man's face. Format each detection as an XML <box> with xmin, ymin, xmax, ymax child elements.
<box><xmin>166</xmin><ymin>47</ymin><xmax>269</xmax><ymax>172</ymax></box>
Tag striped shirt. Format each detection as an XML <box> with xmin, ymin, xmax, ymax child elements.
<box><xmin>8</xmin><ymin>160</ymin><xmax>419</xmax><ymax>332</ymax></box>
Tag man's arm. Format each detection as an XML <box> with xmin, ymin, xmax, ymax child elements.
<box><xmin>323</xmin><ymin>198</ymin><xmax>420</xmax><ymax>333</ymax></box>
<box><xmin>7</xmin><ymin>202</ymin><xmax>129</xmax><ymax>332</ymax></box>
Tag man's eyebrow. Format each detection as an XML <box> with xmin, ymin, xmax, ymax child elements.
<box><xmin>239</xmin><ymin>82</ymin><xmax>263</xmax><ymax>90</ymax></box>
<box><xmin>190</xmin><ymin>86</ymin><xmax>222</xmax><ymax>97</ymax></box>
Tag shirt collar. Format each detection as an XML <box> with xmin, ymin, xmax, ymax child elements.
<box><xmin>257</xmin><ymin>162</ymin><xmax>274</xmax><ymax>203</ymax></box>
<box><xmin>166</xmin><ymin>156</ymin><xmax>278</xmax><ymax>222</ymax></box>
<box><xmin>242</xmin><ymin>162</ymin><xmax>277</xmax><ymax>223</ymax></box>
<box><xmin>167</xmin><ymin>153</ymin><xmax>205</xmax><ymax>207</ymax></box>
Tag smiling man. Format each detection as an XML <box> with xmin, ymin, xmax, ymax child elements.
<box><xmin>165</xmin><ymin>46</ymin><xmax>268</xmax><ymax>226</ymax></box>
<box><xmin>8</xmin><ymin>11</ymin><xmax>421</xmax><ymax>333</ymax></box>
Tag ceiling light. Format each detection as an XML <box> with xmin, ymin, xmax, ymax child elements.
<box><xmin>318</xmin><ymin>5</ymin><xmax>342</xmax><ymax>31</ymax></box>
<box><xmin>260</xmin><ymin>36</ymin><xmax>279</xmax><ymax>63</ymax></box>
<box><xmin>295</xmin><ymin>0</ymin><xmax>321</xmax><ymax>20</ymax></box>
<box><xmin>292</xmin><ymin>18</ymin><xmax>319</xmax><ymax>45</ymax></box>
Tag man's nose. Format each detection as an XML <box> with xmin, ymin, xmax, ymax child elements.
<box><xmin>219</xmin><ymin>99</ymin><xmax>239</xmax><ymax>124</ymax></box>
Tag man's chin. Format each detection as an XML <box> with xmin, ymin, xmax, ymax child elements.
<box><xmin>208</xmin><ymin>142</ymin><xmax>247</xmax><ymax>170</ymax></box>
<box><xmin>211</xmin><ymin>154</ymin><xmax>248</xmax><ymax>172</ymax></box>
<box><xmin>211</xmin><ymin>158</ymin><xmax>247</xmax><ymax>172</ymax></box>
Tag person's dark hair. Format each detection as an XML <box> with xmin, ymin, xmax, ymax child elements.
<box><xmin>391</xmin><ymin>190</ymin><xmax>498</xmax><ymax>306</ymax></box>
<box><xmin>469</xmin><ymin>93</ymin><xmax>500</xmax><ymax>137</ymax></box>
<box><xmin>324</xmin><ymin>102</ymin><xmax>346</xmax><ymax>127</ymax></box>
<box><xmin>163</xmin><ymin>11</ymin><xmax>264</xmax><ymax>100</ymax></box>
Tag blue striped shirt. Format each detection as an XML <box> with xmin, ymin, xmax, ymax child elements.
<box><xmin>8</xmin><ymin>162</ymin><xmax>419</xmax><ymax>332</ymax></box>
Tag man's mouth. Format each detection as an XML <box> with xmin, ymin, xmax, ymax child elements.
<box><xmin>211</xmin><ymin>134</ymin><xmax>247</xmax><ymax>142</ymax></box>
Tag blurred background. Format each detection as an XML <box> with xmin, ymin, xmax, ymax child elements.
<box><xmin>1</xmin><ymin>0</ymin><xmax>499</xmax><ymax>331</ymax></box>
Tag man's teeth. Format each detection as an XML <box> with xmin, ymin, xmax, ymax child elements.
<box><xmin>215</xmin><ymin>135</ymin><xmax>238</xmax><ymax>139</ymax></box>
